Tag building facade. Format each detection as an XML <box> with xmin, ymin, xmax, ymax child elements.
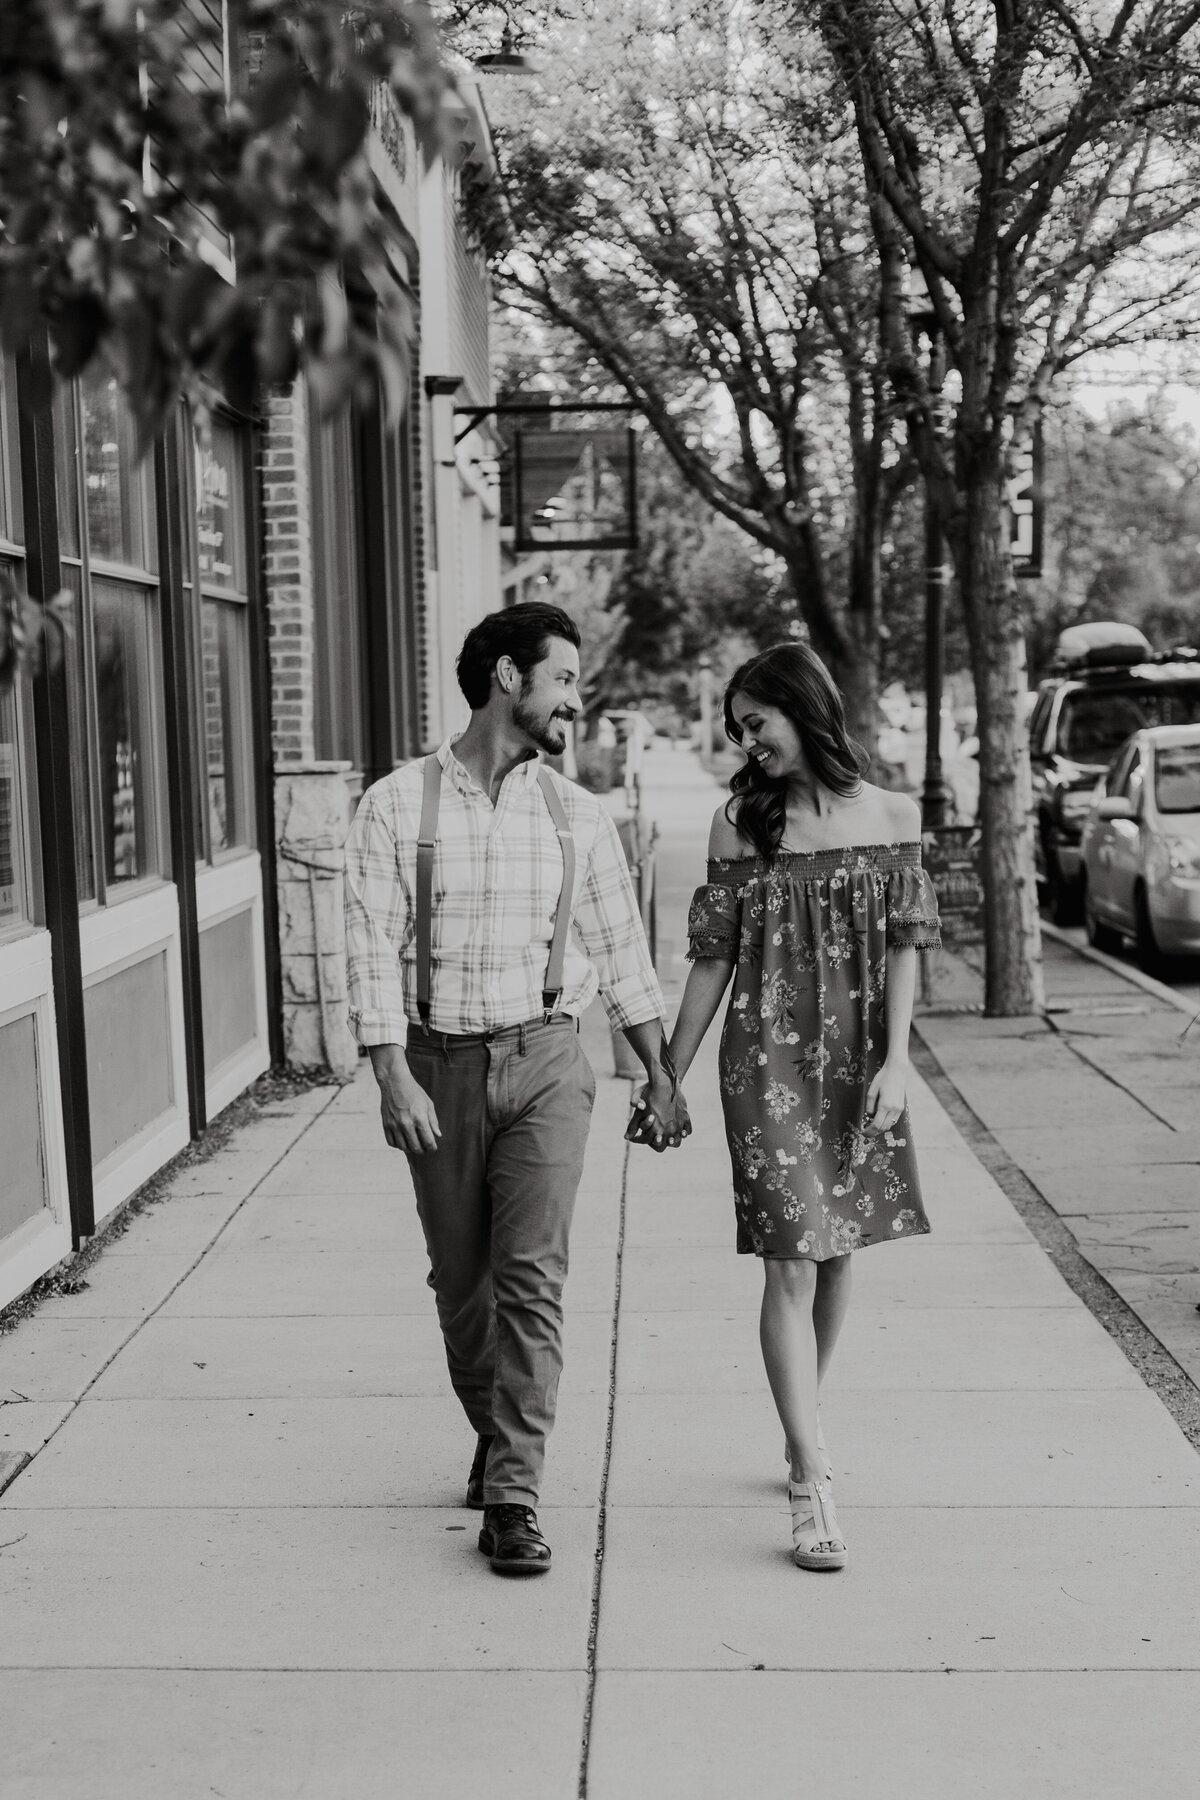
<box><xmin>0</xmin><ymin>75</ymin><xmax>504</xmax><ymax>1310</ymax></box>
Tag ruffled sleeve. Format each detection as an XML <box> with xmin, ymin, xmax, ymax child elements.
<box><xmin>886</xmin><ymin>858</ymin><xmax>942</xmax><ymax>953</ymax></box>
<box><xmin>686</xmin><ymin>876</ymin><xmax>740</xmax><ymax>961</ymax></box>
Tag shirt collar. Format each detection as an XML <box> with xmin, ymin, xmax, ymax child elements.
<box><xmin>437</xmin><ymin>734</ymin><xmax>540</xmax><ymax>798</ymax></box>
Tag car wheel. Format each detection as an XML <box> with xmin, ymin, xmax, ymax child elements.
<box><xmin>1133</xmin><ymin>884</ymin><xmax>1169</xmax><ymax>977</ymax></box>
<box><xmin>1083</xmin><ymin>877</ymin><xmax>1121</xmax><ymax>954</ymax></box>
<box><xmin>1046</xmin><ymin>851</ymin><xmax>1083</xmax><ymax>927</ymax></box>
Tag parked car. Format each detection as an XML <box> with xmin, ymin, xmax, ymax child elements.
<box><xmin>1029</xmin><ymin>622</ymin><xmax>1200</xmax><ymax>924</ymax></box>
<box><xmin>1079</xmin><ymin>725</ymin><xmax>1200</xmax><ymax>970</ymax></box>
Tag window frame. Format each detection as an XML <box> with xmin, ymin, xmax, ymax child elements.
<box><xmin>178</xmin><ymin>405</ymin><xmax>257</xmax><ymax>866</ymax></box>
<box><xmin>0</xmin><ymin>358</ymin><xmax>41</xmax><ymax>942</ymax></box>
<box><xmin>56</xmin><ymin>374</ymin><xmax>169</xmax><ymax>909</ymax></box>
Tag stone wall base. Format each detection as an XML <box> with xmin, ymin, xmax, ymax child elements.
<box><xmin>274</xmin><ymin>765</ymin><xmax>359</xmax><ymax>1078</ymax></box>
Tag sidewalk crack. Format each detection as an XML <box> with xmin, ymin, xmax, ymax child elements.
<box><xmin>576</xmin><ymin>1129</ymin><xmax>631</xmax><ymax>1799</ymax></box>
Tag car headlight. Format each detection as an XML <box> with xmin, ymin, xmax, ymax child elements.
<box><xmin>1165</xmin><ymin>837</ymin><xmax>1200</xmax><ymax>876</ymax></box>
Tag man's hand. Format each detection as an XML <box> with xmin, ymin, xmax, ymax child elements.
<box><xmin>865</xmin><ymin>1058</ymin><xmax>907</xmax><ymax>1135</ymax></box>
<box><xmin>369</xmin><ymin>1046</ymin><xmax>442</xmax><ymax>1156</ymax></box>
<box><xmin>626</xmin><ymin>1074</ymin><xmax>691</xmax><ymax>1152</ymax></box>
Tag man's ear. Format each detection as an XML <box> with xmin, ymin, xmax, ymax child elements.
<box><xmin>496</xmin><ymin>655</ymin><xmax>516</xmax><ymax>695</ymax></box>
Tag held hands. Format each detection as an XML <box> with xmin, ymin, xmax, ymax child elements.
<box><xmin>626</xmin><ymin>1072</ymin><xmax>692</xmax><ymax>1152</ymax></box>
<box><xmin>865</xmin><ymin>1057</ymin><xmax>907</xmax><ymax>1135</ymax></box>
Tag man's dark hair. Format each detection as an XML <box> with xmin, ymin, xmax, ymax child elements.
<box><xmin>456</xmin><ymin>602</ymin><xmax>581</xmax><ymax>710</ymax></box>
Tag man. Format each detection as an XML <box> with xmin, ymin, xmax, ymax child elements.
<box><xmin>344</xmin><ymin>603</ymin><xmax>688</xmax><ymax>1576</ymax></box>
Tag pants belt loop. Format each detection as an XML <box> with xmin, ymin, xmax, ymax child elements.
<box><xmin>518</xmin><ymin>1021</ymin><xmax>528</xmax><ymax>1057</ymax></box>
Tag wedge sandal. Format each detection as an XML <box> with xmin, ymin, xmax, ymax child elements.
<box><xmin>789</xmin><ymin>1477</ymin><xmax>847</xmax><ymax>1571</ymax></box>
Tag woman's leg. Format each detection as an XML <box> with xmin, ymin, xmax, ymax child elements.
<box><xmin>760</xmin><ymin>1258</ymin><xmax>823</xmax><ymax>1484</ymax></box>
<box><xmin>813</xmin><ymin>1252</ymin><xmax>853</xmax><ymax>1391</ymax></box>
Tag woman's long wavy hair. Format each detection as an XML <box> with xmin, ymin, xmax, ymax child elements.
<box><xmin>723</xmin><ymin>642</ymin><xmax>867</xmax><ymax>860</ymax></box>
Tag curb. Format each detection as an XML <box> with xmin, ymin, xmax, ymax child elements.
<box><xmin>1040</xmin><ymin>920</ymin><xmax>1200</xmax><ymax>1023</ymax></box>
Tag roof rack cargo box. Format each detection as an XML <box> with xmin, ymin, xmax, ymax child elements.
<box><xmin>1053</xmin><ymin>622</ymin><xmax>1151</xmax><ymax>670</ymax></box>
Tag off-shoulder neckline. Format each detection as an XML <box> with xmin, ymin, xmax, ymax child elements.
<box><xmin>708</xmin><ymin>840</ymin><xmax>923</xmax><ymax>873</ymax></box>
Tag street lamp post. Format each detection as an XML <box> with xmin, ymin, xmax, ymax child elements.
<box><xmin>908</xmin><ymin>271</ymin><xmax>957</xmax><ymax>832</ymax></box>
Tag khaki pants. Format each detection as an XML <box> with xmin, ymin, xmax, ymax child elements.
<box><xmin>403</xmin><ymin>1016</ymin><xmax>596</xmax><ymax>1507</ymax></box>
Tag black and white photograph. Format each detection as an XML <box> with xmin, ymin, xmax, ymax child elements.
<box><xmin>1</xmin><ymin>2</ymin><xmax>1199</xmax><ymax>1794</ymax></box>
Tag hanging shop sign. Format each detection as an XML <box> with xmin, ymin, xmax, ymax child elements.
<box><xmin>922</xmin><ymin>825</ymin><xmax>985</xmax><ymax>947</ymax></box>
<box><xmin>511</xmin><ymin>426</ymin><xmax>638</xmax><ymax>552</ymax></box>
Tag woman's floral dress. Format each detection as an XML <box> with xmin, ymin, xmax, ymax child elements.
<box><xmin>687</xmin><ymin>843</ymin><xmax>941</xmax><ymax>1260</ymax></box>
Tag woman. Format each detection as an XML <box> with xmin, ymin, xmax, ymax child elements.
<box><xmin>666</xmin><ymin>643</ymin><xmax>940</xmax><ymax>1571</ymax></box>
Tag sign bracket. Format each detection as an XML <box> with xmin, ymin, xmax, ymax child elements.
<box><xmin>452</xmin><ymin>399</ymin><xmax>637</xmax><ymax>447</ymax></box>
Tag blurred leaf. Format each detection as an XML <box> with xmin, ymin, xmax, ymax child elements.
<box><xmin>256</xmin><ymin>295</ymin><xmax>301</xmax><ymax>387</ymax></box>
<box><xmin>0</xmin><ymin>0</ymin><xmax>458</xmax><ymax>438</ymax></box>
<box><xmin>50</xmin><ymin>294</ymin><xmax>108</xmax><ymax>377</ymax></box>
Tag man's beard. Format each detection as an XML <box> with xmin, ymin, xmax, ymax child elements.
<box><xmin>513</xmin><ymin>690</ymin><xmax>571</xmax><ymax>755</ymax></box>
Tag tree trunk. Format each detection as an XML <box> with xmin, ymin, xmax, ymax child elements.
<box><xmin>782</xmin><ymin>528</ymin><xmax>878</xmax><ymax>761</ymax></box>
<box><xmin>841</xmin><ymin>379</ymin><xmax>884</xmax><ymax>762</ymax></box>
<box><xmin>958</xmin><ymin>471</ymin><xmax>1044</xmax><ymax>1016</ymax></box>
<box><xmin>836</xmin><ymin>570</ymin><xmax>879</xmax><ymax>762</ymax></box>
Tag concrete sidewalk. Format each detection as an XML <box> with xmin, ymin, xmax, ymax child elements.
<box><xmin>1</xmin><ymin>746</ymin><xmax>1197</xmax><ymax>1797</ymax></box>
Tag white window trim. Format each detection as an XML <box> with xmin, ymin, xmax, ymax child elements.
<box><xmin>196</xmin><ymin>850</ymin><xmax>270</xmax><ymax>1116</ymax></box>
<box><xmin>80</xmin><ymin>883</ymin><xmax>190</xmax><ymax>1227</ymax></box>
<box><xmin>0</xmin><ymin>931</ymin><xmax>72</xmax><ymax>1309</ymax></box>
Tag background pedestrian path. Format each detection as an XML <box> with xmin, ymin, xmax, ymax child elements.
<box><xmin>0</xmin><ymin>746</ymin><xmax>1196</xmax><ymax>1798</ymax></box>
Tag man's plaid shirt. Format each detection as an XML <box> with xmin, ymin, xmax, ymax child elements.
<box><xmin>344</xmin><ymin>737</ymin><xmax>665</xmax><ymax>1041</ymax></box>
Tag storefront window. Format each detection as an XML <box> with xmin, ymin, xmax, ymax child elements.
<box><xmin>196</xmin><ymin>418</ymin><xmax>247</xmax><ymax>593</ymax></box>
<box><xmin>1</xmin><ymin>363</ymin><xmax>35</xmax><ymax>936</ymax></box>
<box><xmin>93</xmin><ymin>578</ymin><xmax>161</xmax><ymax>886</ymax></box>
<box><xmin>80</xmin><ymin>373</ymin><xmax>156</xmax><ymax>572</ymax></box>
<box><xmin>54</xmin><ymin>382</ymin><xmax>82</xmax><ymax>561</ymax></box>
<box><xmin>200</xmin><ymin>599</ymin><xmax>252</xmax><ymax>853</ymax></box>
<box><xmin>59</xmin><ymin>565</ymin><xmax>97</xmax><ymax>903</ymax></box>
<box><xmin>0</xmin><ymin>358</ymin><xmax>21</xmax><ymax>551</ymax></box>
<box><xmin>185</xmin><ymin>413</ymin><xmax>255</xmax><ymax>862</ymax></box>
<box><xmin>55</xmin><ymin>371</ymin><xmax>166</xmax><ymax>904</ymax></box>
<box><xmin>0</xmin><ymin>689</ymin><xmax>29</xmax><ymax>932</ymax></box>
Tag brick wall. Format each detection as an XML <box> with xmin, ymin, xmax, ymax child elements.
<box><xmin>260</xmin><ymin>383</ymin><xmax>316</xmax><ymax>768</ymax></box>
<box><xmin>406</xmin><ymin>334</ymin><xmax>434</xmax><ymax>750</ymax></box>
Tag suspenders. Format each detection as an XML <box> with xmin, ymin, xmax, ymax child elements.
<box><xmin>414</xmin><ymin>754</ymin><xmax>576</xmax><ymax>1029</ymax></box>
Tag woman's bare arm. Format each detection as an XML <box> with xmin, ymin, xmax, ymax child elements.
<box><xmin>666</xmin><ymin>802</ymin><xmax>743</xmax><ymax>1080</ymax></box>
<box><xmin>668</xmin><ymin>956</ymin><xmax>735</xmax><ymax>1081</ymax></box>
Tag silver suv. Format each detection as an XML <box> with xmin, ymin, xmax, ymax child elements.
<box><xmin>1029</xmin><ymin>623</ymin><xmax>1200</xmax><ymax>923</ymax></box>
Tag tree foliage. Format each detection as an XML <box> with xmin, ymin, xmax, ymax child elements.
<box><xmin>1028</xmin><ymin>399</ymin><xmax>1200</xmax><ymax>674</ymax></box>
<box><xmin>0</xmin><ymin>0</ymin><xmax>465</xmax><ymax>690</ymax></box>
<box><xmin>492</xmin><ymin>0</ymin><xmax>909</xmax><ymax>744</ymax></box>
<box><xmin>1</xmin><ymin>0</ymin><xmax>454</xmax><ymax>435</ymax></box>
<box><xmin>816</xmin><ymin>0</ymin><xmax>1200</xmax><ymax>1011</ymax></box>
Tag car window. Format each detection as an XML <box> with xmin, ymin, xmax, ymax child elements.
<box><xmin>1058</xmin><ymin>683</ymin><xmax>1200</xmax><ymax>760</ymax></box>
<box><xmin>1106</xmin><ymin>741</ymin><xmax>1137</xmax><ymax>795</ymax></box>
<box><xmin>1028</xmin><ymin>690</ymin><xmax>1053</xmax><ymax>754</ymax></box>
<box><xmin>1155</xmin><ymin>745</ymin><xmax>1200</xmax><ymax>814</ymax></box>
<box><xmin>1125</xmin><ymin>754</ymin><xmax>1145</xmax><ymax>809</ymax></box>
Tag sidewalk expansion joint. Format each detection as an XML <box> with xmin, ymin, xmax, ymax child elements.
<box><xmin>1045</xmin><ymin>1021</ymin><xmax>1182</xmax><ymax>1134</ymax></box>
<box><xmin>576</xmin><ymin>1128</ymin><xmax>632</xmax><ymax>1800</ymax></box>
<box><xmin>911</xmin><ymin>1032</ymin><xmax>1200</xmax><ymax>1455</ymax></box>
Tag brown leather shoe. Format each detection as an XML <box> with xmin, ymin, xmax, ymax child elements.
<box><xmin>478</xmin><ymin>1505</ymin><xmax>552</xmax><ymax>1575</ymax></box>
<box><xmin>465</xmin><ymin>1434</ymin><xmax>494</xmax><ymax>1509</ymax></box>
